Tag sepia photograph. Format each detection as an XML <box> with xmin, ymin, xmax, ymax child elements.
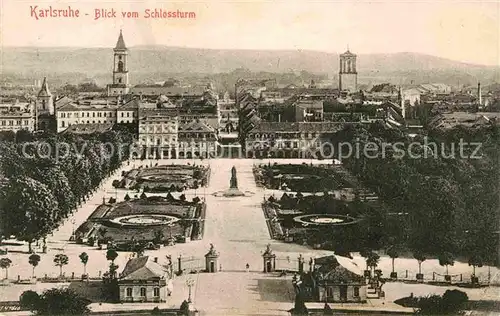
<box><xmin>0</xmin><ymin>0</ymin><xmax>499</xmax><ymax>315</ymax></box>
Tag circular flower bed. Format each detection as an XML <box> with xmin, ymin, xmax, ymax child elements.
<box><xmin>109</xmin><ymin>214</ymin><xmax>180</xmax><ymax>227</ymax></box>
<box><xmin>293</xmin><ymin>214</ymin><xmax>359</xmax><ymax>226</ymax></box>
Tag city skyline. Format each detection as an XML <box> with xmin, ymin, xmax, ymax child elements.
<box><xmin>1</xmin><ymin>0</ymin><xmax>499</xmax><ymax>66</ymax></box>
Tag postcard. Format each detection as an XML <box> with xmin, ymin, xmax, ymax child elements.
<box><xmin>0</xmin><ymin>0</ymin><xmax>499</xmax><ymax>315</ymax></box>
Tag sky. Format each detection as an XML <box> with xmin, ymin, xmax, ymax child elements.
<box><xmin>1</xmin><ymin>0</ymin><xmax>499</xmax><ymax>66</ymax></box>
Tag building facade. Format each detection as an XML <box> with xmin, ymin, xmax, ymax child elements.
<box><xmin>245</xmin><ymin>122</ymin><xmax>348</xmax><ymax>158</ymax></box>
<box><xmin>118</xmin><ymin>256</ymin><xmax>171</xmax><ymax>303</ymax></box>
<box><xmin>0</xmin><ymin>104</ymin><xmax>35</xmax><ymax>132</ymax></box>
<box><xmin>177</xmin><ymin>120</ymin><xmax>218</xmax><ymax>158</ymax></box>
<box><xmin>299</xmin><ymin>255</ymin><xmax>367</xmax><ymax>303</ymax></box>
<box><xmin>339</xmin><ymin>50</ymin><xmax>358</xmax><ymax>93</ymax></box>
<box><xmin>56</xmin><ymin>101</ymin><xmax>119</xmax><ymax>133</ymax></box>
<box><xmin>138</xmin><ymin>108</ymin><xmax>179</xmax><ymax>159</ymax></box>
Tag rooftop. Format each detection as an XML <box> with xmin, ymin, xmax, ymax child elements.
<box><xmin>62</xmin><ymin>123</ymin><xmax>114</xmax><ymax>134</ymax></box>
<box><xmin>120</xmin><ymin>256</ymin><xmax>167</xmax><ymax>281</ymax></box>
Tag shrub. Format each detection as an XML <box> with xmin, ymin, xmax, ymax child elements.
<box><xmin>34</xmin><ymin>288</ymin><xmax>90</xmax><ymax>315</ymax></box>
<box><xmin>19</xmin><ymin>290</ymin><xmax>40</xmax><ymax>310</ymax></box>
<box><xmin>416</xmin><ymin>290</ymin><xmax>468</xmax><ymax>315</ymax></box>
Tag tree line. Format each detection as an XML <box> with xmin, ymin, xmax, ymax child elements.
<box><xmin>327</xmin><ymin>122</ymin><xmax>499</xmax><ymax>268</ymax></box>
<box><xmin>0</xmin><ymin>129</ymin><xmax>134</xmax><ymax>252</ymax></box>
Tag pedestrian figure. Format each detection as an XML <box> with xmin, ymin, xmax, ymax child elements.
<box><xmin>219</xmin><ymin>264</ymin><xmax>222</xmax><ymax>271</ymax></box>
<box><xmin>246</xmin><ymin>263</ymin><xmax>250</xmax><ymax>272</ymax></box>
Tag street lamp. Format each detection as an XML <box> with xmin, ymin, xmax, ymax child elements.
<box><xmin>70</xmin><ymin>219</ymin><xmax>76</xmax><ymax>241</ymax></box>
<box><xmin>186</xmin><ymin>278</ymin><xmax>195</xmax><ymax>303</ymax></box>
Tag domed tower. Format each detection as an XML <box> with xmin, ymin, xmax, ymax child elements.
<box><xmin>339</xmin><ymin>48</ymin><xmax>358</xmax><ymax>93</ymax></box>
<box><xmin>107</xmin><ymin>30</ymin><xmax>131</xmax><ymax>96</ymax></box>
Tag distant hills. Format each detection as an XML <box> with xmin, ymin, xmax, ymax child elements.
<box><xmin>1</xmin><ymin>46</ymin><xmax>498</xmax><ymax>88</ymax></box>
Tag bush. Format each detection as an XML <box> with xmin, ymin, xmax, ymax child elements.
<box><xmin>19</xmin><ymin>290</ymin><xmax>40</xmax><ymax>310</ymax></box>
<box><xmin>416</xmin><ymin>290</ymin><xmax>468</xmax><ymax>315</ymax></box>
<box><xmin>442</xmin><ymin>290</ymin><xmax>468</xmax><ymax>311</ymax></box>
<box><xmin>112</xmin><ymin>180</ymin><xmax>121</xmax><ymax>188</ymax></box>
<box><xmin>33</xmin><ymin>288</ymin><xmax>90</xmax><ymax>315</ymax></box>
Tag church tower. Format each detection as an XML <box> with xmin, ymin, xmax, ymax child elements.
<box><xmin>339</xmin><ymin>49</ymin><xmax>358</xmax><ymax>93</ymax></box>
<box><xmin>37</xmin><ymin>77</ymin><xmax>54</xmax><ymax>115</ymax></box>
<box><xmin>107</xmin><ymin>30</ymin><xmax>130</xmax><ymax>96</ymax></box>
<box><xmin>36</xmin><ymin>77</ymin><xmax>55</xmax><ymax>131</ymax></box>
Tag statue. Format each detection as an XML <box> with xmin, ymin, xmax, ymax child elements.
<box><xmin>230</xmin><ymin>166</ymin><xmax>238</xmax><ymax>189</ymax></box>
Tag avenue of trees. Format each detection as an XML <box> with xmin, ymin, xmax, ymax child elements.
<box><xmin>0</xmin><ymin>129</ymin><xmax>134</xmax><ymax>251</ymax></box>
<box><xmin>326</xmin><ymin>122</ymin><xmax>499</xmax><ymax>267</ymax></box>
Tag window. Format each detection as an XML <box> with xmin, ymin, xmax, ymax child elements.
<box><xmin>121</xmin><ymin>113</ymin><xmax>124</xmax><ymax>117</ymax></box>
<box><xmin>127</xmin><ymin>112</ymin><xmax>130</xmax><ymax>117</ymax></box>
<box><xmin>126</xmin><ymin>288</ymin><xmax>132</xmax><ymax>297</ymax></box>
<box><xmin>140</xmin><ymin>287</ymin><xmax>146</xmax><ymax>297</ymax></box>
<box><xmin>104</xmin><ymin>113</ymin><xmax>107</xmax><ymax>117</ymax></box>
<box><xmin>153</xmin><ymin>288</ymin><xmax>160</xmax><ymax>297</ymax></box>
<box><xmin>61</xmin><ymin>122</ymin><xmax>65</xmax><ymax>128</ymax></box>
<box><xmin>354</xmin><ymin>287</ymin><xmax>360</xmax><ymax>297</ymax></box>
<box><xmin>93</xmin><ymin>113</ymin><xmax>96</xmax><ymax>118</ymax></box>
<box><xmin>326</xmin><ymin>287</ymin><xmax>333</xmax><ymax>297</ymax></box>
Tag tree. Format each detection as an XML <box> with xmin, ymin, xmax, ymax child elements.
<box><xmin>178</xmin><ymin>217</ymin><xmax>192</xmax><ymax>237</ymax></box>
<box><xmin>386</xmin><ymin>245</ymin><xmax>399</xmax><ymax>274</ymax></box>
<box><xmin>35</xmin><ymin>288</ymin><xmax>90</xmax><ymax>315</ymax></box>
<box><xmin>468</xmin><ymin>253</ymin><xmax>484</xmax><ymax>276</ymax></box>
<box><xmin>29</xmin><ymin>254</ymin><xmax>41</xmax><ymax>278</ymax></box>
<box><xmin>0</xmin><ymin>257</ymin><xmax>12</xmax><ymax>279</ymax></box>
<box><xmin>54</xmin><ymin>254</ymin><xmax>69</xmax><ymax>277</ymax></box>
<box><xmin>153</xmin><ymin>230</ymin><xmax>164</xmax><ymax>245</ymax></box>
<box><xmin>105</xmin><ymin>249</ymin><xmax>119</xmax><ymax>279</ymax></box>
<box><xmin>438</xmin><ymin>252</ymin><xmax>455</xmax><ymax>276</ymax></box>
<box><xmin>413</xmin><ymin>251</ymin><xmax>426</xmax><ymax>275</ymax></box>
<box><xmin>19</xmin><ymin>290</ymin><xmax>40</xmax><ymax>311</ymax></box>
<box><xmin>79</xmin><ymin>252</ymin><xmax>89</xmax><ymax>276</ymax></box>
<box><xmin>366</xmin><ymin>252</ymin><xmax>380</xmax><ymax>274</ymax></box>
<box><xmin>179</xmin><ymin>194</ymin><xmax>186</xmax><ymax>202</ymax></box>
<box><xmin>106</xmin><ymin>249</ymin><xmax>118</xmax><ymax>263</ymax></box>
<box><xmin>0</xmin><ymin>177</ymin><xmax>59</xmax><ymax>253</ymax></box>
<box><xmin>124</xmin><ymin>193</ymin><xmax>131</xmax><ymax>201</ymax></box>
